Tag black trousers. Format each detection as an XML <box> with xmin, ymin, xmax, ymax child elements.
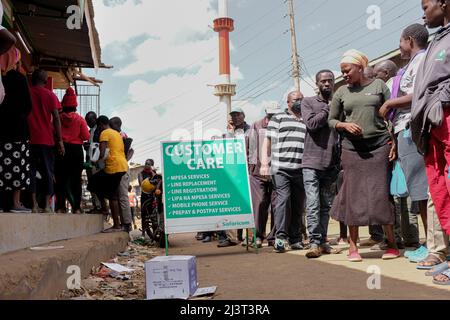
<box><xmin>55</xmin><ymin>143</ymin><xmax>84</xmax><ymax>211</ymax></box>
<box><xmin>250</xmin><ymin>174</ymin><xmax>276</xmax><ymax>239</ymax></box>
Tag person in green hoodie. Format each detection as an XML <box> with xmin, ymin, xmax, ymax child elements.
<box><xmin>411</xmin><ymin>0</ymin><xmax>450</xmax><ymax>285</ymax></box>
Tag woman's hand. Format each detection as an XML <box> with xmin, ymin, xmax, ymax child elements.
<box><xmin>389</xmin><ymin>143</ymin><xmax>397</xmax><ymax>162</ymax></box>
<box><xmin>379</xmin><ymin>101</ymin><xmax>392</xmax><ymax>119</ymax></box>
<box><xmin>337</xmin><ymin>122</ymin><xmax>363</xmax><ymax>136</ymax></box>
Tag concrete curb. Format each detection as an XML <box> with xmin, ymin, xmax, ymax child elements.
<box><xmin>0</xmin><ymin>232</ymin><xmax>129</xmax><ymax>300</ymax></box>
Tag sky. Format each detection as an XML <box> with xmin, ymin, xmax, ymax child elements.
<box><xmin>87</xmin><ymin>0</ymin><xmax>424</xmax><ymax>167</ymax></box>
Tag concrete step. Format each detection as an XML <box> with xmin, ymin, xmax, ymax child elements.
<box><xmin>0</xmin><ymin>213</ymin><xmax>104</xmax><ymax>255</ymax></box>
<box><xmin>0</xmin><ymin>232</ymin><xmax>129</xmax><ymax>299</ymax></box>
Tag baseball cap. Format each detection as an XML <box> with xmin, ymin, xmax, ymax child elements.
<box><xmin>265</xmin><ymin>102</ymin><xmax>281</xmax><ymax>115</ymax></box>
<box><xmin>230</xmin><ymin>106</ymin><xmax>244</xmax><ymax>114</ymax></box>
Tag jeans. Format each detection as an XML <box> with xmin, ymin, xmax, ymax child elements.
<box><xmin>303</xmin><ymin>168</ymin><xmax>337</xmax><ymax>246</ymax></box>
<box><xmin>272</xmin><ymin>169</ymin><xmax>305</xmax><ymax>244</ymax></box>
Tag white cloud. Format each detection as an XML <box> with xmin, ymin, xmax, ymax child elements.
<box><xmin>115</xmin><ymin>37</ymin><xmax>217</xmax><ymax>76</ymax></box>
<box><xmin>93</xmin><ymin>0</ymin><xmax>216</xmax><ymax>47</ymax></box>
<box><xmin>112</xmin><ymin>59</ymin><xmax>250</xmax><ymax>166</ymax></box>
<box><xmin>92</xmin><ymin>0</ymin><xmax>283</xmax><ymax>166</ymax></box>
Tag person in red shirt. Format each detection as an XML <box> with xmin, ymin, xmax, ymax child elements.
<box><xmin>55</xmin><ymin>87</ymin><xmax>89</xmax><ymax>213</ymax></box>
<box><xmin>28</xmin><ymin>69</ymin><xmax>64</xmax><ymax>213</ymax></box>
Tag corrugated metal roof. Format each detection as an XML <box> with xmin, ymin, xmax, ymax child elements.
<box><xmin>12</xmin><ymin>0</ymin><xmax>103</xmax><ymax>68</ymax></box>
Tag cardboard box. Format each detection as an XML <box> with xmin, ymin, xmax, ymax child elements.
<box><xmin>145</xmin><ymin>255</ymin><xmax>197</xmax><ymax>300</ymax></box>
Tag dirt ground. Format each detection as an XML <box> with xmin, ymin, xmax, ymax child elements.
<box><xmin>61</xmin><ymin>224</ymin><xmax>450</xmax><ymax>300</ymax></box>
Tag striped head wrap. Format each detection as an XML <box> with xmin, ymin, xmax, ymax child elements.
<box><xmin>340</xmin><ymin>49</ymin><xmax>369</xmax><ymax>68</ymax></box>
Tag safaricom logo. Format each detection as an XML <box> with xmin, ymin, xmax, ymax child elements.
<box><xmin>222</xmin><ymin>220</ymin><xmax>250</xmax><ymax>227</ymax></box>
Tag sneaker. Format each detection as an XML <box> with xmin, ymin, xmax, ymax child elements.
<box><xmin>241</xmin><ymin>238</ymin><xmax>252</xmax><ymax>246</ymax></box>
<box><xmin>274</xmin><ymin>239</ymin><xmax>286</xmax><ymax>253</ymax></box>
<box><xmin>255</xmin><ymin>238</ymin><xmax>262</xmax><ymax>248</ymax></box>
<box><xmin>202</xmin><ymin>236</ymin><xmax>212</xmax><ymax>243</ymax></box>
<box><xmin>306</xmin><ymin>244</ymin><xmax>322</xmax><ymax>258</ymax></box>
<box><xmin>11</xmin><ymin>205</ymin><xmax>32</xmax><ymax>213</ymax></box>
<box><xmin>382</xmin><ymin>248</ymin><xmax>400</xmax><ymax>260</ymax></box>
<box><xmin>347</xmin><ymin>251</ymin><xmax>363</xmax><ymax>262</ymax></box>
<box><xmin>405</xmin><ymin>245</ymin><xmax>427</xmax><ymax>258</ymax></box>
<box><xmin>217</xmin><ymin>239</ymin><xmax>238</xmax><ymax>248</ymax></box>
<box><xmin>408</xmin><ymin>246</ymin><xmax>429</xmax><ymax>263</ymax></box>
<box><xmin>289</xmin><ymin>242</ymin><xmax>304</xmax><ymax>250</ymax></box>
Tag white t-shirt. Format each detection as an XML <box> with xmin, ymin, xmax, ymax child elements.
<box><xmin>393</xmin><ymin>51</ymin><xmax>426</xmax><ymax>134</ymax></box>
<box><xmin>0</xmin><ymin>2</ymin><xmax>5</xmax><ymax>105</ymax></box>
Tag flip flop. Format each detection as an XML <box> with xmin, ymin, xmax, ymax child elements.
<box><xmin>425</xmin><ymin>262</ymin><xmax>450</xmax><ymax>277</ymax></box>
<box><xmin>416</xmin><ymin>254</ymin><xmax>445</xmax><ymax>270</ymax></box>
<box><xmin>432</xmin><ymin>269</ymin><xmax>450</xmax><ymax>286</ymax></box>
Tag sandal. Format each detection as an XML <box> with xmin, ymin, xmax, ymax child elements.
<box><xmin>425</xmin><ymin>261</ymin><xmax>450</xmax><ymax>276</ymax></box>
<box><xmin>432</xmin><ymin>269</ymin><xmax>450</xmax><ymax>286</ymax></box>
<box><xmin>416</xmin><ymin>254</ymin><xmax>445</xmax><ymax>270</ymax></box>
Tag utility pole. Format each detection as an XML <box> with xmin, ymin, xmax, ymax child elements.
<box><xmin>287</xmin><ymin>0</ymin><xmax>301</xmax><ymax>92</ymax></box>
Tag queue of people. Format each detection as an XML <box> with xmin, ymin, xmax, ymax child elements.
<box><xmin>195</xmin><ymin>1</ymin><xmax>450</xmax><ymax>286</ymax></box>
<box><xmin>0</xmin><ymin>49</ymin><xmax>135</xmax><ymax>234</ymax></box>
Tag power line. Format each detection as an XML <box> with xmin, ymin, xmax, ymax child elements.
<box><xmin>303</xmin><ymin>4</ymin><xmax>420</xmax><ymax>68</ymax></box>
<box><xmin>137</xmin><ymin>113</ymin><xmax>224</xmax><ymax>155</ymax></box>
<box><xmin>303</xmin><ymin>0</ymin><xmax>392</xmax><ymax>52</ymax></box>
<box><xmin>133</xmin><ymin>103</ymin><xmax>221</xmax><ymax>148</ymax></box>
<box><xmin>236</xmin><ymin>76</ymin><xmax>292</xmax><ymax>106</ymax></box>
<box><xmin>298</xmin><ymin>0</ymin><xmax>331</xmax><ymax>24</ymax></box>
<box><xmin>306</xmin><ymin>17</ymin><xmax>419</xmax><ymax>71</ymax></box>
<box><xmin>235</xmin><ymin>71</ymin><xmax>292</xmax><ymax>103</ymax></box>
<box><xmin>234</xmin><ymin>31</ymin><xmax>288</xmax><ymax>64</ymax></box>
<box><xmin>235</xmin><ymin>64</ymin><xmax>292</xmax><ymax>99</ymax></box>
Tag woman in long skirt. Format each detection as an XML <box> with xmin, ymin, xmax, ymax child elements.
<box><xmin>328</xmin><ymin>49</ymin><xmax>398</xmax><ymax>262</ymax></box>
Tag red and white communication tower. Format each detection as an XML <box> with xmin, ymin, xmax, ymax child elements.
<box><xmin>213</xmin><ymin>0</ymin><xmax>236</xmax><ymax>117</ymax></box>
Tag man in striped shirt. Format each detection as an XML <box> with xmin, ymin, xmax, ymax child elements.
<box><xmin>261</xmin><ymin>91</ymin><xmax>307</xmax><ymax>253</ymax></box>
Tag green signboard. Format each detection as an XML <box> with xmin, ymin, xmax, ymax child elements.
<box><xmin>161</xmin><ymin>138</ymin><xmax>254</xmax><ymax>234</ymax></box>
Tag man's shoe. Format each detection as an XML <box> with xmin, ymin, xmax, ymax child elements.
<box><xmin>404</xmin><ymin>242</ymin><xmax>421</xmax><ymax>249</ymax></box>
<box><xmin>217</xmin><ymin>239</ymin><xmax>238</xmax><ymax>248</ymax></box>
<box><xmin>121</xmin><ymin>224</ymin><xmax>132</xmax><ymax>233</ymax></box>
<box><xmin>306</xmin><ymin>244</ymin><xmax>322</xmax><ymax>258</ymax></box>
<box><xmin>405</xmin><ymin>245</ymin><xmax>427</xmax><ymax>258</ymax></box>
<box><xmin>396</xmin><ymin>241</ymin><xmax>406</xmax><ymax>250</ymax></box>
<box><xmin>320</xmin><ymin>243</ymin><xmax>342</xmax><ymax>254</ymax></box>
<box><xmin>255</xmin><ymin>238</ymin><xmax>263</xmax><ymax>248</ymax></box>
<box><xmin>202</xmin><ymin>236</ymin><xmax>212</xmax><ymax>243</ymax></box>
<box><xmin>274</xmin><ymin>239</ymin><xmax>286</xmax><ymax>253</ymax></box>
<box><xmin>289</xmin><ymin>242</ymin><xmax>304</xmax><ymax>250</ymax></box>
<box><xmin>360</xmin><ymin>238</ymin><xmax>382</xmax><ymax>247</ymax></box>
<box><xmin>11</xmin><ymin>205</ymin><xmax>32</xmax><ymax>213</ymax></box>
<box><xmin>241</xmin><ymin>238</ymin><xmax>253</xmax><ymax>246</ymax></box>
<box><xmin>195</xmin><ymin>233</ymin><xmax>204</xmax><ymax>241</ymax></box>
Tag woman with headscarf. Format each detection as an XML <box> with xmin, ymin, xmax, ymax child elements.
<box><xmin>328</xmin><ymin>49</ymin><xmax>398</xmax><ymax>262</ymax></box>
<box><xmin>54</xmin><ymin>87</ymin><xmax>90</xmax><ymax>213</ymax></box>
<box><xmin>0</xmin><ymin>47</ymin><xmax>32</xmax><ymax>212</ymax></box>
